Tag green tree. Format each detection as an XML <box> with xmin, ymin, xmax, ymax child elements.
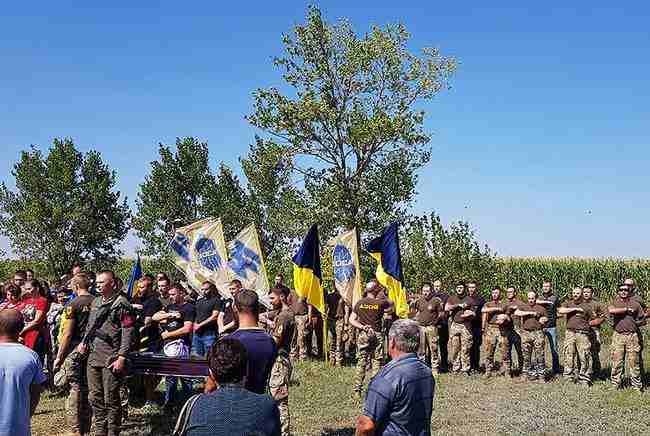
<box><xmin>133</xmin><ymin>137</ymin><xmax>251</xmax><ymax>257</ymax></box>
<box><xmin>247</xmin><ymin>6</ymin><xmax>456</xmax><ymax>239</ymax></box>
<box><xmin>401</xmin><ymin>212</ymin><xmax>497</xmax><ymax>294</ymax></box>
<box><xmin>0</xmin><ymin>138</ymin><xmax>130</xmax><ymax>276</ymax></box>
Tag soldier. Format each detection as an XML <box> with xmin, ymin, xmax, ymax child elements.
<box><xmin>466</xmin><ymin>281</ymin><xmax>485</xmax><ymax>372</ymax></box>
<box><xmin>80</xmin><ymin>270</ymin><xmax>136</xmax><ymax>436</ymax></box>
<box><xmin>288</xmin><ymin>290</ymin><xmax>310</xmax><ymax>361</ymax></box>
<box><xmin>445</xmin><ymin>283</ymin><xmax>479</xmax><ymax>375</ymax></box>
<box><xmin>582</xmin><ymin>285</ymin><xmax>606</xmax><ymax>379</ymax></box>
<box><xmin>349</xmin><ymin>282</ymin><xmax>393</xmax><ymax>399</ymax></box>
<box><xmin>504</xmin><ymin>286</ymin><xmax>524</xmax><ymax>375</ymax></box>
<box><xmin>608</xmin><ymin>284</ymin><xmax>645</xmax><ymax>391</ymax></box>
<box><xmin>268</xmin><ymin>287</ymin><xmax>295</xmax><ymax>436</ymax></box>
<box><xmin>325</xmin><ymin>287</ymin><xmax>348</xmax><ymax>366</ymax></box>
<box><xmin>481</xmin><ymin>287</ymin><xmax>511</xmax><ymax>377</ymax></box>
<box><xmin>431</xmin><ymin>280</ymin><xmax>450</xmax><ymax>371</ymax></box>
<box><xmin>558</xmin><ymin>287</ymin><xmax>593</xmax><ymax>385</ymax></box>
<box><xmin>414</xmin><ymin>283</ymin><xmax>443</xmax><ymax>375</ymax></box>
<box><xmin>53</xmin><ymin>273</ymin><xmax>94</xmax><ymax>436</ymax></box>
<box><xmin>515</xmin><ymin>291</ymin><xmax>548</xmax><ymax>381</ymax></box>
<box><xmin>217</xmin><ymin>279</ymin><xmax>242</xmax><ymax>336</ymax></box>
<box><xmin>624</xmin><ymin>278</ymin><xmax>648</xmax><ymax>375</ymax></box>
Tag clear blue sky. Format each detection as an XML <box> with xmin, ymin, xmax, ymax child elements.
<box><xmin>1</xmin><ymin>2</ymin><xmax>649</xmax><ymax>258</ymax></box>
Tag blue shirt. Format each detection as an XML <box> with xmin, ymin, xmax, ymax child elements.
<box><xmin>364</xmin><ymin>353</ymin><xmax>435</xmax><ymax>436</ymax></box>
<box><xmin>186</xmin><ymin>384</ymin><xmax>280</xmax><ymax>436</ymax></box>
<box><xmin>226</xmin><ymin>327</ymin><xmax>277</xmax><ymax>394</ymax></box>
<box><xmin>0</xmin><ymin>343</ymin><xmax>47</xmax><ymax>436</ymax></box>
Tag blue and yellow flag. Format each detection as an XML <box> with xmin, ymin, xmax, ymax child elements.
<box><xmin>367</xmin><ymin>222</ymin><xmax>409</xmax><ymax>318</ymax></box>
<box><xmin>292</xmin><ymin>224</ymin><xmax>325</xmax><ymax>315</ymax></box>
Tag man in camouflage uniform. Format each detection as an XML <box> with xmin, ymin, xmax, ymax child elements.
<box><xmin>505</xmin><ymin>286</ymin><xmax>524</xmax><ymax>374</ymax></box>
<box><xmin>558</xmin><ymin>287</ymin><xmax>593</xmax><ymax>385</ymax></box>
<box><xmin>268</xmin><ymin>287</ymin><xmax>295</xmax><ymax>436</ymax></box>
<box><xmin>288</xmin><ymin>290</ymin><xmax>310</xmax><ymax>361</ymax></box>
<box><xmin>415</xmin><ymin>283</ymin><xmax>443</xmax><ymax>375</ymax></box>
<box><xmin>325</xmin><ymin>287</ymin><xmax>348</xmax><ymax>366</ymax></box>
<box><xmin>582</xmin><ymin>285</ymin><xmax>606</xmax><ymax>379</ymax></box>
<box><xmin>481</xmin><ymin>287</ymin><xmax>511</xmax><ymax>377</ymax></box>
<box><xmin>515</xmin><ymin>291</ymin><xmax>548</xmax><ymax>381</ymax></box>
<box><xmin>80</xmin><ymin>270</ymin><xmax>136</xmax><ymax>436</ymax></box>
<box><xmin>608</xmin><ymin>284</ymin><xmax>645</xmax><ymax>391</ymax></box>
<box><xmin>349</xmin><ymin>283</ymin><xmax>393</xmax><ymax>399</ymax></box>
<box><xmin>445</xmin><ymin>283</ymin><xmax>480</xmax><ymax>375</ymax></box>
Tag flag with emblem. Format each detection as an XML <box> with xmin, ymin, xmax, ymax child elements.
<box><xmin>366</xmin><ymin>222</ymin><xmax>409</xmax><ymax>318</ymax></box>
<box><xmin>327</xmin><ymin>228</ymin><xmax>362</xmax><ymax>307</ymax></box>
<box><xmin>226</xmin><ymin>224</ymin><xmax>270</xmax><ymax>299</ymax></box>
<box><xmin>169</xmin><ymin>217</ymin><xmax>230</xmax><ymax>293</ymax></box>
<box><xmin>292</xmin><ymin>224</ymin><xmax>325</xmax><ymax>315</ymax></box>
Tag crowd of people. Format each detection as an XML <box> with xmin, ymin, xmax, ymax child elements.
<box><xmin>0</xmin><ymin>264</ymin><xmax>648</xmax><ymax>436</ymax></box>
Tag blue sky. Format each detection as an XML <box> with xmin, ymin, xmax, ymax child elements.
<box><xmin>1</xmin><ymin>2</ymin><xmax>649</xmax><ymax>258</ymax></box>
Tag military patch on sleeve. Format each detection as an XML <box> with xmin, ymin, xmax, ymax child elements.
<box><xmin>121</xmin><ymin>312</ymin><xmax>136</xmax><ymax>328</ymax></box>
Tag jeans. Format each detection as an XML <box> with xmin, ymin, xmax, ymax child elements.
<box><xmin>164</xmin><ymin>376</ymin><xmax>192</xmax><ymax>404</ymax></box>
<box><xmin>191</xmin><ymin>333</ymin><xmax>217</xmax><ymax>358</ymax></box>
<box><xmin>543</xmin><ymin>327</ymin><xmax>560</xmax><ymax>373</ymax></box>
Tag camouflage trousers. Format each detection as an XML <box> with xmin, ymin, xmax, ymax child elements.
<box><xmin>588</xmin><ymin>328</ymin><xmax>602</xmax><ymax>377</ymax></box>
<box><xmin>64</xmin><ymin>353</ymin><xmax>92</xmax><ymax>434</ymax></box>
<box><xmin>328</xmin><ymin>318</ymin><xmax>346</xmax><ymax>365</ymax></box>
<box><xmin>417</xmin><ymin>325</ymin><xmax>439</xmax><ymax>374</ymax></box>
<box><xmin>270</xmin><ymin>353</ymin><xmax>293</xmax><ymax>436</ymax></box>
<box><xmin>353</xmin><ymin>329</ymin><xmax>382</xmax><ymax>393</ymax></box>
<box><xmin>290</xmin><ymin>314</ymin><xmax>311</xmax><ymax>361</ymax></box>
<box><xmin>449</xmin><ymin>322</ymin><xmax>473</xmax><ymax>373</ymax></box>
<box><xmin>88</xmin><ymin>365</ymin><xmax>123</xmax><ymax>436</ymax></box>
<box><xmin>521</xmin><ymin>329</ymin><xmax>546</xmax><ymax>379</ymax></box>
<box><xmin>610</xmin><ymin>331</ymin><xmax>642</xmax><ymax>390</ymax></box>
<box><xmin>563</xmin><ymin>330</ymin><xmax>592</xmax><ymax>384</ymax></box>
<box><xmin>482</xmin><ymin>325</ymin><xmax>511</xmax><ymax>374</ymax></box>
<box><xmin>346</xmin><ymin>325</ymin><xmax>357</xmax><ymax>358</ymax></box>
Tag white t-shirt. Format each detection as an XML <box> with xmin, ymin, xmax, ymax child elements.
<box><xmin>0</xmin><ymin>343</ymin><xmax>47</xmax><ymax>436</ymax></box>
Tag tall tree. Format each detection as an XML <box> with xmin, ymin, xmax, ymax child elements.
<box><xmin>0</xmin><ymin>138</ymin><xmax>130</xmax><ymax>276</ymax></box>
<box><xmin>247</xmin><ymin>6</ymin><xmax>456</xmax><ymax>239</ymax></box>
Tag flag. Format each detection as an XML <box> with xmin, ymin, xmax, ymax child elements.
<box><xmin>126</xmin><ymin>254</ymin><xmax>142</xmax><ymax>299</ymax></box>
<box><xmin>227</xmin><ymin>223</ymin><xmax>270</xmax><ymax>300</ymax></box>
<box><xmin>328</xmin><ymin>228</ymin><xmax>362</xmax><ymax>307</ymax></box>
<box><xmin>366</xmin><ymin>222</ymin><xmax>409</xmax><ymax>318</ymax></box>
<box><xmin>292</xmin><ymin>224</ymin><xmax>325</xmax><ymax>315</ymax></box>
<box><xmin>169</xmin><ymin>217</ymin><xmax>230</xmax><ymax>293</ymax></box>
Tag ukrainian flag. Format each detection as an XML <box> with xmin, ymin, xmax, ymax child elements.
<box><xmin>367</xmin><ymin>222</ymin><xmax>409</xmax><ymax>318</ymax></box>
<box><xmin>292</xmin><ymin>224</ymin><xmax>325</xmax><ymax>315</ymax></box>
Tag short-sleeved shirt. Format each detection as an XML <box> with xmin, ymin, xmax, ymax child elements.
<box><xmin>289</xmin><ymin>292</ymin><xmax>308</xmax><ymax>316</ymax></box>
<box><xmin>539</xmin><ymin>294</ymin><xmax>559</xmax><ymax>328</ymax></box>
<box><xmin>468</xmin><ymin>294</ymin><xmax>485</xmax><ymax>329</ymax></box>
<box><xmin>19</xmin><ymin>295</ymin><xmax>48</xmax><ymax>349</ymax></box>
<box><xmin>583</xmin><ymin>299</ymin><xmax>606</xmax><ymax>328</ymax></box>
<box><xmin>415</xmin><ymin>296</ymin><xmax>442</xmax><ymax>327</ymax></box>
<box><xmin>325</xmin><ymin>292</ymin><xmax>345</xmax><ymax>320</ymax></box>
<box><xmin>194</xmin><ymin>296</ymin><xmax>223</xmax><ymax>336</ymax></box>
<box><xmin>163</xmin><ymin>303</ymin><xmax>196</xmax><ymax>346</ymax></box>
<box><xmin>484</xmin><ymin>301</ymin><xmax>508</xmax><ymax>325</ymax></box>
<box><xmin>354</xmin><ymin>297</ymin><xmax>390</xmax><ymax>332</ymax></box>
<box><xmin>138</xmin><ymin>294</ymin><xmax>163</xmax><ymax>351</ymax></box>
<box><xmin>505</xmin><ymin>298</ymin><xmax>525</xmax><ymax>329</ymax></box>
<box><xmin>272</xmin><ymin>308</ymin><xmax>295</xmax><ymax>354</ymax></box>
<box><xmin>364</xmin><ymin>353</ymin><xmax>434</xmax><ymax>436</ymax></box>
<box><xmin>221</xmin><ymin>299</ymin><xmax>238</xmax><ymax>334</ymax></box>
<box><xmin>226</xmin><ymin>328</ymin><xmax>278</xmax><ymax>395</ymax></box>
<box><xmin>66</xmin><ymin>294</ymin><xmax>94</xmax><ymax>345</ymax></box>
<box><xmin>447</xmin><ymin>295</ymin><xmax>480</xmax><ymax>329</ymax></box>
<box><xmin>562</xmin><ymin>300</ymin><xmax>592</xmax><ymax>332</ymax></box>
<box><xmin>610</xmin><ymin>298</ymin><xmax>643</xmax><ymax>333</ymax></box>
<box><xmin>520</xmin><ymin>304</ymin><xmax>547</xmax><ymax>331</ymax></box>
<box><xmin>0</xmin><ymin>343</ymin><xmax>47</xmax><ymax>436</ymax></box>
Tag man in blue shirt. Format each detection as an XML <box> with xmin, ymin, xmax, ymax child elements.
<box><xmin>0</xmin><ymin>309</ymin><xmax>47</xmax><ymax>436</ymax></box>
<box><xmin>356</xmin><ymin>319</ymin><xmax>435</xmax><ymax>436</ymax></box>
<box><xmin>226</xmin><ymin>289</ymin><xmax>278</xmax><ymax>394</ymax></box>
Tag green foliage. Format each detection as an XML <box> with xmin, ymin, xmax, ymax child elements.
<box><xmin>0</xmin><ymin>138</ymin><xmax>130</xmax><ymax>276</ymax></box>
<box><xmin>247</xmin><ymin>6</ymin><xmax>456</xmax><ymax>240</ymax></box>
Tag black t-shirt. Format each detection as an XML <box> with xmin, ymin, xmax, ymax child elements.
<box><xmin>163</xmin><ymin>302</ymin><xmax>196</xmax><ymax>345</ymax></box>
<box><xmin>141</xmin><ymin>294</ymin><xmax>163</xmax><ymax>349</ymax></box>
<box><xmin>67</xmin><ymin>294</ymin><xmax>94</xmax><ymax>344</ymax></box>
<box><xmin>194</xmin><ymin>296</ymin><xmax>223</xmax><ymax>336</ymax></box>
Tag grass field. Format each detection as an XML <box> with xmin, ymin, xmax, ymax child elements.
<box><xmin>33</xmin><ymin>340</ymin><xmax>650</xmax><ymax>436</ymax></box>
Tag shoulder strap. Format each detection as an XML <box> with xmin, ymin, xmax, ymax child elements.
<box><xmin>173</xmin><ymin>393</ymin><xmax>202</xmax><ymax>436</ymax></box>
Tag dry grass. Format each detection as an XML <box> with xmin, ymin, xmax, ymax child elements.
<box><xmin>34</xmin><ymin>336</ymin><xmax>650</xmax><ymax>436</ymax></box>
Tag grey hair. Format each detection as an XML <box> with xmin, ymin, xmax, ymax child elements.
<box><xmin>388</xmin><ymin>319</ymin><xmax>420</xmax><ymax>353</ymax></box>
